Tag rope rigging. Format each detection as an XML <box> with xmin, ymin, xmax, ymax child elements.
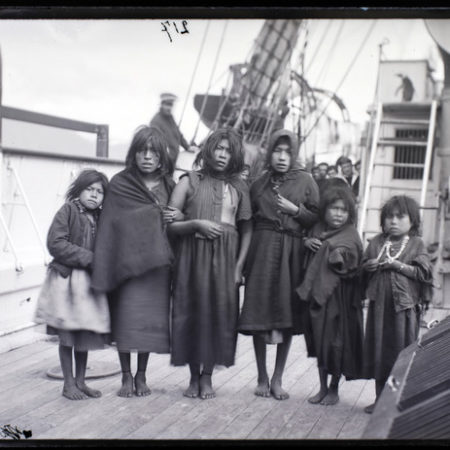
<box><xmin>191</xmin><ymin>20</ymin><xmax>229</xmax><ymax>144</ymax></box>
<box><xmin>300</xmin><ymin>19</ymin><xmax>377</xmax><ymax>146</ymax></box>
<box><xmin>178</xmin><ymin>20</ymin><xmax>211</xmax><ymax>129</ymax></box>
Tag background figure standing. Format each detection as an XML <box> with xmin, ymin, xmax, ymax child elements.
<box><xmin>149</xmin><ymin>92</ymin><xmax>198</xmax><ymax>172</ymax></box>
<box><xmin>336</xmin><ymin>156</ymin><xmax>360</xmax><ymax>198</ymax></box>
<box><xmin>92</xmin><ymin>126</ymin><xmax>182</xmax><ymax>398</ymax></box>
<box><xmin>238</xmin><ymin>129</ymin><xmax>320</xmax><ymax>401</ymax></box>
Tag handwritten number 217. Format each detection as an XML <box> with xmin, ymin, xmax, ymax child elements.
<box><xmin>161</xmin><ymin>20</ymin><xmax>189</xmax><ymax>43</ymax></box>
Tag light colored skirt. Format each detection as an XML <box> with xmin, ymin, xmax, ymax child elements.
<box><xmin>34</xmin><ymin>267</ymin><xmax>111</xmax><ymax>334</ymax></box>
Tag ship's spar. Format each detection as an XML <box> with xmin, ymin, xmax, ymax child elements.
<box><xmin>189</xmin><ymin>19</ymin><xmax>368</xmax><ymax>179</ymax></box>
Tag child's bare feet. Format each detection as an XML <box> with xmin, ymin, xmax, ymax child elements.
<box><xmin>308</xmin><ymin>388</ymin><xmax>328</xmax><ymax>404</ymax></box>
<box><xmin>254</xmin><ymin>377</ymin><xmax>271</xmax><ymax>398</ymax></box>
<box><xmin>134</xmin><ymin>371</ymin><xmax>151</xmax><ymax>397</ymax></box>
<box><xmin>63</xmin><ymin>382</ymin><xmax>88</xmax><ymax>400</ymax></box>
<box><xmin>118</xmin><ymin>371</ymin><xmax>134</xmax><ymax>398</ymax></box>
<box><xmin>270</xmin><ymin>378</ymin><xmax>289</xmax><ymax>400</ymax></box>
<box><xmin>183</xmin><ymin>379</ymin><xmax>200</xmax><ymax>398</ymax></box>
<box><xmin>364</xmin><ymin>402</ymin><xmax>376</xmax><ymax>414</ymax></box>
<box><xmin>76</xmin><ymin>381</ymin><xmax>102</xmax><ymax>398</ymax></box>
<box><xmin>320</xmin><ymin>389</ymin><xmax>339</xmax><ymax>405</ymax></box>
<box><xmin>199</xmin><ymin>373</ymin><xmax>216</xmax><ymax>400</ymax></box>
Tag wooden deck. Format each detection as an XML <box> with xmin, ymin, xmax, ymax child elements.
<box><xmin>0</xmin><ymin>333</ymin><xmax>374</xmax><ymax>440</ymax></box>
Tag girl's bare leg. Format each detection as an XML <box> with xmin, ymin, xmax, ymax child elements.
<box><xmin>321</xmin><ymin>374</ymin><xmax>340</xmax><ymax>405</ymax></box>
<box><xmin>308</xmin><ymin>366</ymin><xmax>328</xmax><ymax>404</ymax></box>
<box><xmin>365</xmin><ymin>378</ymin><xmax>385</xmax><ymax>414</ymax></box>
<box><xmin>270</xmin><ymin>335</ymin><xmax>292</xmax><ymax>400</ymax></box>
<box><xmin>59</xmin><ymin>345</ymin><xmax>87</xmax><ymax>400</ymax></box>
<box><xmin>200</xmin><ymin>362</ymin><xmax>216</xmax><ymax>400</ymax></box>
<box><xmin>253</xmin><ymin>335</ymin><xmax>270</xmax><ymax>397</ymax></box>
<box><xmin>74</xmin><ymin>350</ymin><xmax>101</xmax><ymax>398</ymax></box>
<box><xmin>135</xmin><ymin>352</ymin><xmax>151</xmax><ymax>397</ymax></box>
<box><xmin>184</xmin><ymin>363</ymin><xmax>200</xmax><ymax>398</ymax></box>
<box><xmin>117</xmin><ymin>351</ymin><xmax>133</xmax><ymax>398</ymax></box>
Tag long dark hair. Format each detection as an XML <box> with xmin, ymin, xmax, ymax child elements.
<box><xmin>380</xmin><ymin>195</ymin><xmax>421</xmax><ymax>236</ymax></box>
<box><xmin>66</xmin><ymin>169</ymin><xmax>109</xmax><ymax>202</ymax></box>
<box><xmin>193</xmin><ymin>128</ymin><xmax>244</xmax><ymax>177</ymax></box>
<box><xmin>125</xmin><ymin>125</ymin><xmax>173</xmax><ymax>175</ymax></box>
<box><xmin>319</xmin><ymin>186</ymin><xmax>356</xmax><ymax>225</ymax></box>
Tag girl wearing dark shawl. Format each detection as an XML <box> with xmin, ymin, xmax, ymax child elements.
<box><xmin>297</xmin><ymin>187</ymin><xmax>364</xmax><ymax>406</ymax></box>
<box><xmin>361</xmin><ymin>195</ymin><xmax>433</xmax><ymax>414</ymax></box>
<box><xmin>168</xmin><ymin>128</ymin><xmax>253</xmax><ymax>400</ymax></box>
<box><xmin>238</xmin><ymin>129</ymin><xmax>320</xmax><ymax>400</ymax></box>
<box><xmin>91</xmin><ymin>126</ymin><xmax>182</xmax><ymax>398</ymax></box>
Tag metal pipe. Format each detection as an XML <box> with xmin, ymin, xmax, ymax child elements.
<box><xmin>419</xmin><ymin>100</ymin><xmax>438</xmax><ymax>217</ymax></box>
<box><xmin>7</xmin><ymin>163</ymin><xmax>49</xmax><ymax>265</ymax></box>
<box><xmin>358</xmin><ymin>102</ymin><xmax>382</xmax><ymax>238</ymax></box>
<box><xmin>0</xmin><ymin>211</ymin><xmax>23</xmax><ymax>272</ymax></box>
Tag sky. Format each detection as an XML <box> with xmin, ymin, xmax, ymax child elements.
<box><xmin>0</xmin><ymin>18</ymin><xmax>445</xmax><ymax>159</ymax></box>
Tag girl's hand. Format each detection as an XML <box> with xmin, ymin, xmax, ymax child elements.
<box><xmin>379</xmin><ymin>260</ymin><xmax>402</xmax><ymax>271</ymax></box>
<box><xmin>363</xmin><ymin>258</ymin><xmax>379</xmax><ymax>272</ymax></box>
<box><xmin>196</xmin><ymin>220</ymin><xmax>224</xmax><ymax>239</ymax></box>
<box><xmin>276</xmin><ymin>194</ymin><xmax>299</xmax><ymax>216</ymax></box>
<box><xmin>163</xmin><ymin>206</ymin><xmax>183</xmax><ymax>223</ymax></box>
<box><xmin>304</xmin><ymin>237</ymin><xmax>322</xmax><ymax>252</ymax></box>
<box><xmin>234</xmin><ymin>263</ymin><xmax>244</xmax><ymax>285</ymax></box>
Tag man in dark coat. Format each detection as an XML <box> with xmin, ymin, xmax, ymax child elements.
<box><xmin>149</xmin><ymin>93</ymin><xmax>198</xmax><ymax>170</ymax></box>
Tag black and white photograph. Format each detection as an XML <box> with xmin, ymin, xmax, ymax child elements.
<box><xmin>0</xmin><ymin>6</ymin><xmax>449</xmax><ymax>443</ymax></box>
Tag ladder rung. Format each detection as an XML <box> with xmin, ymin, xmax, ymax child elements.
<box><xmin>369</xmin><ymin>185</ymin><xmax>421</xmax><ymax>191</ymax></box>
<box><xmin>378</xmin><ymin>139</ymin><xmax>427</xmax><ymax>147</ymax></box>
<box><xmin>365</xmin><ymin>206</ymin><xmax>437</xmax><ymax>211</ymax></box>
<box><xmin>380</xmin><ymin>119</ymin><xmax>430</xmax><ymax>126</ymax></box>
<box><xmin>374</xmin><ymin>162</ymin><xmax>425</xmax><ymax>168</ymax></box>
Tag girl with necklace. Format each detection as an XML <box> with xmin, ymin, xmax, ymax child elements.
<box><xmin>238</xmin><ymin>129</ymin><xmax>320</xmax><ymax>400</ymax></box>
<box><xmin>361</xmin><ymin>195</ymin><xmax>433</xmax><ymax>414</ymax></box>
<box><xmin>168</xmin><ymin>128</ymin><xmax>252</xmax><ymax>400</ymax></box>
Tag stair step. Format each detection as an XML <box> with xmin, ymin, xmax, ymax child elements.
<box><xmin>380</xmin><ymin>118</ymin><xmax>430</xmax><ymax>126</ymax></box>
<box><xmin>378</xmin><ymin>139</ymin><xmax>427</xmax><ymax>147</ymax></box>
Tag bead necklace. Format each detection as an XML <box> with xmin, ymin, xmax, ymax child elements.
<box><xmin>376</xmin><ymin>235</ymin><xmax>410</xmax><ymax>263</ymax></box>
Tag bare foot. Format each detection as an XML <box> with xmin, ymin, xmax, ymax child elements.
<box><xmin>63</xmin><ymin>383</ymin><xmax>88</xmax><ymax>400</ymax></box>
<box><xmin>134</xmin><ymin>371</ymin><xmax>151</xmax><ymax>397</ymax></box>
<box><xmin>118</xmin><ymin>372</ymin><xmax>134</xmax><ymax>398</ymax></box>
<box><xmin>270</xmin><ymin>379</ymin><xmax>289</xmax><ymax>400</ymax></box>
<box><xmin>254</xmin><ymin>378</ymin><xmax>271</xmax><ymax>398</ymax></box>
<box><xmin>364</xmin><ymin>402</ymin><xmax>376</xmax><ymax>414</ymax></box>
<box><xmin>308</xmin><ymin>388</ymin><xmax>328</xmax><ymax>404</ymax></box>
<box><xmin>183</xmin><ymin>379</ymin><xmax>200</xmax><ymax>398</ymax></box>
<box><xmin>76</xmin><ymin>381</ymin><xmax>102</xmax><ymax>398</ymax></box>
<box><xmin>199</xmin><ymin>374</ymin><xmax>216</xmax><ymax>400</ymax></box>
<box><xmin>320</xmin><ymin>391</ymin><xmax>339</xmax><ymax>406</ymax></box>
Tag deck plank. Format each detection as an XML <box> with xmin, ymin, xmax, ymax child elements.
<box><xmin>0</xmin><ymin>335</ymin><xmax>374</xmax><ymax>440</ymax></box>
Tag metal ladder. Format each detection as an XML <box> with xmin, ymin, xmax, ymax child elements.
<box><xmin>358</xmin><ymin>100</ymin><xmax>439</xmax><ymax>243</ymax></box>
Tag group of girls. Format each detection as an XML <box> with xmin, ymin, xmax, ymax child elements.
<box><xmin>34</xmin><ymin>125</ymin><xmax>433</xmax><ymax>415</ymax></box>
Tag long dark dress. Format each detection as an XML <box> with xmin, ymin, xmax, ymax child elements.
<box><xmin>297</xmin><ymin>222</ymin><xmax>364</xmax><ymax>380</ymax></box>
<box><xmin>238</xmin><ymin>169</ymin><xmax>319</xmax><ymax>337</ymax></box>
<box><xmin>171</xmin><ymin>171</ymin><xmax>252</xmax><ymax>367</ymax></box>
<box><xmin>362</xmin><ymin>234</ymin><xmax>433</xmax><ymax>382</ymax></box>
<box><xmin>92</xmin><ymin>168</ymin><xmax>175</xmax><ymax>354</ymax></box>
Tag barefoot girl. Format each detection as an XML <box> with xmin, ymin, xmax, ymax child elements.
<box><xmin>34</xmin><ymin>169</ymin><xmax>110</xmax><ymax>400</ymax></box>
<box><xmin>92</xmin><ymin>126</ymin><xmax>181</xmax><ymax>398</ymax></box>
<box><xmin>169</xmin><ymin>128</ymin><xmax>252</xmax><ymax>400</ymax></box>
<box><xmin>362</xmin><ymin>195</ymin><xmax>433</xmax><ymax>413</ymax></box>
<box><xmin>238</xmin><ymin>129</ymin><xmax>320</xmax><ymax>400</ymax></box>
<box><xmin>298</xmin><ymin>187</ymin><xmax>364</xmax><ymax>406</ymax></box>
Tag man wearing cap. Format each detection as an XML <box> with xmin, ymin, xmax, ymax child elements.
<box><xmin>149</xmin><ymin>93</ymin><xmax>198</xmax><ymax>169</ymax></box>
